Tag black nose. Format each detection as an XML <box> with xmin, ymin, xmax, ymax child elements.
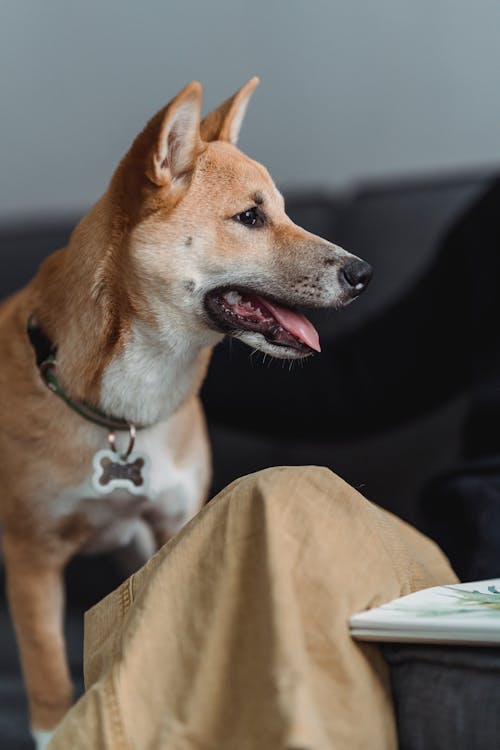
<box><xmin>341</xmin><ymin>259</ymin><xmax>372</xmax><ymax>292</ymax></box>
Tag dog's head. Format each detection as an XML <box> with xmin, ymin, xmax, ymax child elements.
<box><xmin>110</xmin><ymin>78</ymin><xmax>371</xmax><ymax>359</ymax></box>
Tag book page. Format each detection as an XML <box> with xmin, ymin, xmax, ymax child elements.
<box><xmin>349</xmin><ymin>578</ymin><xmax>500</xmax><ymax>645</ymax></box>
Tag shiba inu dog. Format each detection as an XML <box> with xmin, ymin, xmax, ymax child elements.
<box><xmin>0</xmin><ymin>77</ymin><xmax>371</xmax><ymax>748</ymax></box>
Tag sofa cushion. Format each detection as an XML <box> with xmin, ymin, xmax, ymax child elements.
<box><xmin>383</xmin><ymin>643</ymin><xmax>500</xmax><ymax>750</ymax></box>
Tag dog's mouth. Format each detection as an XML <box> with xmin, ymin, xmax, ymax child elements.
<box><xmin>204</xmin><ymin>288</ymin><xmax>321</xmax><ymax>356</ymax></box>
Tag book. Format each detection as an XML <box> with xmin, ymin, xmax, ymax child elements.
<box><xmin>349</xmin><ymin>578</ymin><xmax>500</xmax><ymax>645</ymax></box>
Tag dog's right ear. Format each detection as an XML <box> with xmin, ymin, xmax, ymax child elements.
<box><xmin>146</xmin><ymin>81</ymin><xmax>203</xmax><ymax>187</ymax></box>
<box><xmin>201</xmin><ymin>77</ymin><xmax>259</xmax><ymax>145</ymax></box>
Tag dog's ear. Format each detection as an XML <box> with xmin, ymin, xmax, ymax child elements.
<box><xmin>201</xmin><ymin>77</ymin><xmax>259</xmax><ymax>145</ymax></box>
<box><xmin>146</xmin><ymin>81</ymin><xmax>203</xmax><ymax>187</ymax></box>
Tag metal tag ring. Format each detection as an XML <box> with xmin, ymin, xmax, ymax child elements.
<box><xmin>108</xmin><ymin>423</ymin><xmax>136</xmax><ymax>461</ymax></box>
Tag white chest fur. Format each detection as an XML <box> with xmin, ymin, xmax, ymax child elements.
<box><xmin>52</xmin><ymin>321</ymin><xmax>211</xmax><ymax>553</ymax></box>
<box><xmin>99</xmin><ymin>321</ymin><xmax>215</xmax><ymax>426</ymax></box>
<box><xmin>53</xmin><ymin>419</ymin><xmax>206</xmax><ymax>554</ymax></box>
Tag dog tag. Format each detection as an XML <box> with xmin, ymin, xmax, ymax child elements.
<box><xmin>91</xmin><ymin>449</ymin><xmax>150</xmax><ymax>496</ymax></box>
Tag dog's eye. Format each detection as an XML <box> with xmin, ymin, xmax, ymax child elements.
<box><xmin>233</xmin><ymin>207</ymin><xmax>264</xmax><ymax>227</ymax></box>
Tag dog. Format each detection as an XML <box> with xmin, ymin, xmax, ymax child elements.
<box><xmin>0</xmin><ymin>77</ymin><xmax>371</xmax><ymax>748</ymax></box>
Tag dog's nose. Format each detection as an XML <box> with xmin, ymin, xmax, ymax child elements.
<box><xmin>340</xmin><ymin>259</ymin><xmax>372</xmax><ymax>293</ymax></box>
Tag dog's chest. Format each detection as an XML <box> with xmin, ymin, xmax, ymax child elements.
<box><xmin>99</xmin><ymin>323</ymin><xmax>208</xmax><ymax>427</ymax></box>
<box><xmin>52</xmin><ymin>421</ymin><xmax>201</xmax><ymax>552</ymax></box>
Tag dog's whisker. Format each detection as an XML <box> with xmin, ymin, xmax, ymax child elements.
<box><xmin>248</xmin><ymin>348</ymin><xmax>260</xmax><ymax>367</ymax></box>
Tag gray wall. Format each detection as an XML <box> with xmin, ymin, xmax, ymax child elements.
<box><xmin>1</xmin><ymin>0</ymin><xmax>500</xmax><ymax>221</ymax></box>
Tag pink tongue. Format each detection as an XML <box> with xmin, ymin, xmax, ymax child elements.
<box><xmin>257</xmin><ymin>296</ymin><xmax>321</xmax><ymax>352</ymax></box>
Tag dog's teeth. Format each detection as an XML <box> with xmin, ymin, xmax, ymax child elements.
<box><xmin>224</xmin><ymin>291</ymin><xmax>242</xmax><ymax>305</ymax></box>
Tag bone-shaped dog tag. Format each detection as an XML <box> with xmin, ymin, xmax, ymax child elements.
<box><xmin>91</xmin><ymin>449</ymin><xmax>150</xmax><ymax>496</ymax></box>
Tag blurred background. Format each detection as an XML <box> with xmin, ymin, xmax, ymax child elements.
<box><xmin>1</xmin><ymin>0</ymin><xmax>500</xmax><ymax>220</ymax></box>
<box><xmin>2</xmin><ymin>2</ymin><xmax>500</xmax><ymax>746</ymax></box>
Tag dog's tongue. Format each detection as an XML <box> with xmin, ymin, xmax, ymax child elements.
<box><xmin>257</xmin><ymin>296</ymin><xmax>321</xmax><ymax>352</ymax></box>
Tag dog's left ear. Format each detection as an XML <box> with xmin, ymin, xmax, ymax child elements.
<box><xmin>201</xmin><ymin>76</ymin><xmax>259</xmax><ymax>145</ymax></box>
<box><xmin>146</xmin><ymin>81</ymin><xmax>203</xmax><ymax>187</ymax></box>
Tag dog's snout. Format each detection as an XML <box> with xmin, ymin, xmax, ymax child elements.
<box><xmin>340</xmin><ymin>259</ymin><xmax>372</xmax><ymax>293</ymax></box>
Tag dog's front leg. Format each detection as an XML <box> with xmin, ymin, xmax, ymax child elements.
<box><xmin>3</xmin><ymin>533</ymin><xmax>73</xmax><ymax>746</ymax></box>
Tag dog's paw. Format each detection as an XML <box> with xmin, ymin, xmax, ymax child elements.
<box><xmin>31</xmin><ymin>728</ymin><xmax>55</xmax><ymax>750</ymax></box>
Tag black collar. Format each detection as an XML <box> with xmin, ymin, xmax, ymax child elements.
<box><xmin>27</xmin><ymin>316</ymin><xmax>137</xmax><ymax>432</ymax></box>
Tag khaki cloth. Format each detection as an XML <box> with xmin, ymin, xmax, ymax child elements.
<box><xmin>49</xmin><ymin>466</ymin><xmax>457</xmax><ymax>750</ymax></box>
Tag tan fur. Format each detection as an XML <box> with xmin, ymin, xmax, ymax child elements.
<box><xmin>0</xmin><ymin>78</ymin><xmax>367</xmax><ymax>740</ymax></box>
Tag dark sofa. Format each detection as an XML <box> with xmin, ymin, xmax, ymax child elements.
<box><xmin>1</xmin><ymin>168</ymin><xmax>498</xmax><ymax>748</ymax></box>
